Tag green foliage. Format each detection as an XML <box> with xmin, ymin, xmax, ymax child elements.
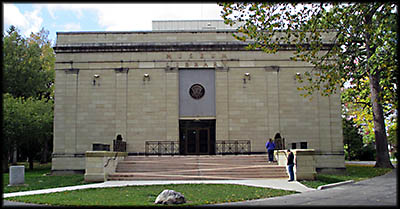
<box><xmin>220</xmin><ymin>2</ymin><xmax>397</xmax><ymax>168</ymax></box>
<box><xmin>3</xmin><ymin>26</ymin><xmax>55</xmax><ymax>100</ymax></box>
<box><xmin>5</xmin><ymin>184</ymin><xmax>296</xmax><ymax>206</ymax></box>
<box><xmin>342</xmin><ymin>75</ymin><xmax>397</xmax><ymax>146</ymax></box>
<box><xmin>3</xmin><ymin>94</ymin><xmax>27</xmax><ymax>161</ymax></box>
<box><xmin>3</xmin><ymin>163</ymin><xmax>86</xmax><ymax>193</ymax></box>
<box><xmin>3</xmin><ymin>25</ymin><xmax>55</xmax><ymax>169</ymax></box>
<box><xmin>343</xmin><ymin>117</ymin><xmax>377</xmax><ymax>161</ymax></box>
<box><xmin>343</xmin><ymin>118</ymin><xmax>364</xmax><ymax>160</ymax></box>
<box><xmin>387</xmin><ymin>123</ymin><xmax>397</xmax><ymax>158</ymax></box>
<box><xmin>221</xmin><ymin>2</ymin><xmax>397</xmax><ymax>103</ymax></box>
<box><xmin>358</xmin><ymin>143</ymin><xmax>377</xmax><ymax>161</ymax></box>
<box><xmin>3</xmin><ymin>93</ymin><xmax>54</xmax><ymax>169</ymax></box>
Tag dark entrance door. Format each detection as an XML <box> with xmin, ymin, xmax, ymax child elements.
<box><xmin>186</xmin><ymin>128</ymin><xmax>210</xmax><ymax>154</ymax></box>
<box><xmin>179</xmin><ymin>120</ymin><xmax>215</xmax><ymax>155</ymax></box>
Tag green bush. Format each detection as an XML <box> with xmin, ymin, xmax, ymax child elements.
<box><xmin>359</xmin><ymin>143</ymin><xmax>376</xmax><ymax>161</ymax></box>
<box><xmin>343</xmin><ymin>118</ymin><xmax>364</xmax><ymax>160</ymax></box>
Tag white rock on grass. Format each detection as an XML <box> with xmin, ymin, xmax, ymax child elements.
<box><xmin>154</xmin><ymin>189</ymin><xmax>186</xmax><ymax>204</ymax></box>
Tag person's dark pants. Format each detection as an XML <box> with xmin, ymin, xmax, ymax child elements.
<box><xmin>287</xmin><ymin>164</ymin><xmax>294</xmax><ymax>181</ymax></box>
<box><xmin>268</xmin><ymin>150</ymin><xmax>274</xmax><ymax>161</ymax></box>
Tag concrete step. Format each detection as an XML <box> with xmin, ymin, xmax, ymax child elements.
<box><xmin>109</xmin><ymin>155</ymin><xmax>288</xmax><ymax>180</ymax></box>
<box><xmin>116</xmin><ymin>165</ymin><xmax>286</xmax><ymax>172</ymax></box>
<box><xmin>108</xmin><ymin>173</ymin><xmax>288</xmax><ymax>180</ymax></box>
<box><xmin>108</xmin><ymin>176</ymin><xmax>289</xmax><ymax>180</ymax></box>
<box><xmin>124</xmin><ymin>155</ymin><xmax>270</xmax><ymax>161</ymax></box>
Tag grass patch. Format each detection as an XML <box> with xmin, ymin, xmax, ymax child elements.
<box><xmin>300</xmin><ymin>164</ymin><xmax>393</xmax><ymax>189</ymax></box>
<box><xmin>5</xmin><ymin>184</ymin><xmax>296</xmax><ymax>206</ymax></box>
<box><xmin>3</xmin><ymin>162</ymin><xmax>88</xmax><ymax>193</ymax></box>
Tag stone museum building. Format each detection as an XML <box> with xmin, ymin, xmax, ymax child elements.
<box><xmin>52</xmin><ymin>20</ymin><xmax>345</xmax><ymax>174</ymax></box>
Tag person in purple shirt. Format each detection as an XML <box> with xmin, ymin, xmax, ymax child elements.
<box><xmin>265</xmin><ymin>138</ymin><xmax>276</xmax><ymax>162</ymax></box>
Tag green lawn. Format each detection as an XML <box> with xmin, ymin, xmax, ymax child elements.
<box><xmin>5</xmin><ymin>184</ymin><xmax>296</xmax><ymax>206</ymax></box>
<box><xmin>3</xmin><ymin>162</ymin><xmax>88</xmax><ymax>193</ymax></box>
<box><xmin>300</xmin><ymin>164</ymin><xmax>393</xmax><ymax>189</ymax></box>
<box><xmin>4</xmin><ymin>162</ymin><xmax>296</xmax><ymax>206</ymax></box>
<box><xmin>4</xmin><ymin>162</ymin><xmax>394</xmax><ymax>206</ymax></box>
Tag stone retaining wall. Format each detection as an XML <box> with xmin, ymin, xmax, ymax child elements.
<box><xmin>84</xmin><ymin>151</ymin><xmax>127</xmax><ymax>182</ymax></box>
<box><xmin>275</xmin><ymin>149</ymin><xmax>316</xmax><ymax>180</ymax></box>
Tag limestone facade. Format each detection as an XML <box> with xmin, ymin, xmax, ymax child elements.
<box><xmin>52</xmin><ymin>30</ymin><xmax>344</xmax><ymax>173</ymax></box>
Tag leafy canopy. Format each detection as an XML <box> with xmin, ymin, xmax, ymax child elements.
<box><xmin>3</xmin><ymin>26</ymin><xmax>55</xmax><ymax>100</ymax></box>
<box><xmin>221</xmin><ymin>2</ymin><xmax>397</xmax><ymax>168</ymax></box>
<box><xmin>221</xmin><ymin>3</ymin><xmax>397</xmax><ymax>105</ymax></box>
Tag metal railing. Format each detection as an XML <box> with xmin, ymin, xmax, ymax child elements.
<box><xmin>145</xmin><ymin>141</ymin><xmax>179</xmax><ymax>155</ymax></box>
<box><xmin>216</xmin><ymin>140</ymin><xmax>251</xmax><ymax>154</ymax></box>
<box><xmin>144</xmin><ymin>140</ymin><xmax>251</xmax><ymax>155</ymax></box>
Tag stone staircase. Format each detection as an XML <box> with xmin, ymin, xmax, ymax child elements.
<box><xmin>107</xmin><ymin>155</ymin><xmax>289</xmax><ymax>180</ymax></box>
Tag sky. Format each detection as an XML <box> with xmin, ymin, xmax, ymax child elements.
<box><xmin>3</xmin><ymin>3</ymin><xmax>224</xmax><ymax>45</ymax></box>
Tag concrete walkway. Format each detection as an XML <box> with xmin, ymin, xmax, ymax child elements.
<box><xmin>212</xmin><ymin>167</ymin><xmax>397</xmax><ymax>206</ymax></box>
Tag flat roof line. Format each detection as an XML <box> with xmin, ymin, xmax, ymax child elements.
<box><xmin>56</xmin><ymin>30</ymin><xmax>237</xmax><ymax>35</ymax></box>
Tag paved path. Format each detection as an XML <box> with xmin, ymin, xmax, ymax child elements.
<box><xmin>212</xmin><ymin>168</ymin><xmax>397</xmax><ymax>206</ymax></box>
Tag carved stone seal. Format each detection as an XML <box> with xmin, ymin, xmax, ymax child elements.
<box><xmin>189</xmin><ymin>84</ymin><xmax>205</xmax><ymax>100</ymax></box>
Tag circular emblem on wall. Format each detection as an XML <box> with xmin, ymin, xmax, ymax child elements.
<box><xmin>189</xmin><ymin>84</ymin><xmax>205</xmax><ymax>100</ymax></box>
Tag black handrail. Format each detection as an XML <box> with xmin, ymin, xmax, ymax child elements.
<box><xmin>216</xmin><ymin>140</ymin><xmax>251</xmax><ymax>154</ymax></box>
<box><xmin>145</xmin><ymin>141</ymin><xmax>179</xmax><ymax>155</ymax></box>
<box><xmin>144</xmin><ymin>140</ymin><xmax>251</xmax><ymax>155</ymax></box>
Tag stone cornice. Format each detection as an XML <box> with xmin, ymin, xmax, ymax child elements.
<box><xmin>54</xmin><ymin>42</ymin><xmax>334</xmax><ymax>53</ymax></box>
<box><xmin>54</xmin><ymin>42</ymin><xmax>249</xmax><ymax>53</ymax></box>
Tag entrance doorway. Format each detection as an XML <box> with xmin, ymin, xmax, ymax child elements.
<box><xmin>179</xmin><ymin>120</ymin><xmax>216</xmax><ymax>155</ymax></box>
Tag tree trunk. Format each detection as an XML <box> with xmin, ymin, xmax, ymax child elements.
<box><xmin>364</xmin><ymin>12</ymin><xmax>394</xmax><ymax>168</ymax></box>
<box><xmin>40</xmin><ymin>139</ymin><xmax>48</xmax><ymax>164</ymax></box>
<box><xmin>29</xmin><ymin>157</ymin><xmax>34</xmax><ymax>170</ymax></box>
<box><xmin>11</xmin><ymin>144</ymin><xmax>18</xmax><ymax>165</ymax></box>
<box><xmin>3</xmin><ymin>153</ymin><xmax>9</xmax><ymax>173</ymax></box>
<box><xmin>369</xmin><ymin>72</ymin><xmax>394</xmax><ymax>168</ymax></box>
<box><xmin>364</xmin><ymin>13</ymin><xmax>393</xmax><ymax>168</ymax></box>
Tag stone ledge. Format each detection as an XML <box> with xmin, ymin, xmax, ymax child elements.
<box><xmin>85</xmin><ymin>151</ymin><xmax>128</xmax><ymax>157</ymax></box>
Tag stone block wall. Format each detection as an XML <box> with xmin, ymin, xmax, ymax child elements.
<box><xmin>52</xmin><ymin>31</ymin><xmax>344</xmax><ymax>173</ymax></box>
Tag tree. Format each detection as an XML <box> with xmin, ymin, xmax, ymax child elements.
<box><xmin>3</xmin><ymin>94</ymin><xmax>27</xmax><ymax>171</ymax></box>
<box><xmin>3</xmin><ymin>26</ymin><xmax>55</xmax><ymax>100</ymax></box>
<box><xmin>342</xmin><ymin>118</ymin><xmax>364</xmax><ymax>160</ymax></box>
<box><xmin>221</xmin><ymin>2</ymin><xmax>397</xmax><ymax>168</ymax></box>
<box><xmin>27</xmin><ymin>28</ymin><xmax>56</xmax><ymax>101</ymax></box>
<box><xmin>3</xmin><ymin>26</ymin><xmax>55</xmax><ymax>170</ymax></box>
<box><xmin>3</xmin><ymin>94</ymin><xmax>54</xmax><ymax>170</ymax></box>
<box><xmin>343</xmin><ymin>84</ymin><xmax>397</xmax><ymax>146</ymax></box>
<box><xmin>20</xmin><ymin>96</ymin><xmax>54</xmax><ymax>169</ymax></box>
<box><xmin>387</xmin><ymin>122</ymin><xmax>397</xmax><ymax>158</ymax></box>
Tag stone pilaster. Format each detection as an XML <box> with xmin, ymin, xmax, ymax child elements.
<box><xmin>114</xmin><ymin>68</ymin><xmax>129</xmax><ymax>142</ymax></box>
<box><xmin>166</xmin><ymin>67</ymin><xmax>179</xmax><ymax>141</ymax></box>
<box><xmin>64</xmin><ymin>68</ymin><xmax>79</xmax><ymax>154</ymax></box>
<box><xmin>216</xmin><ymin>68</ymin><xmax>229</xmax><ymax>140</ymax></box>
<box><xmin>265</xmin><ymin>66</ymin><xmax>280</xmax><ymax>140</ymax></box>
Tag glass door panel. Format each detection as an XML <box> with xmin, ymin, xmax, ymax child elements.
<box><xmin>187</xmin><ymin>129</ymin><xmax>197</xmax><ymax>154</ymax></box>
<box><xmin>199</xmin><ymin>129</ymin><xmax>209</xmax><ymax>154</ymax></box>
